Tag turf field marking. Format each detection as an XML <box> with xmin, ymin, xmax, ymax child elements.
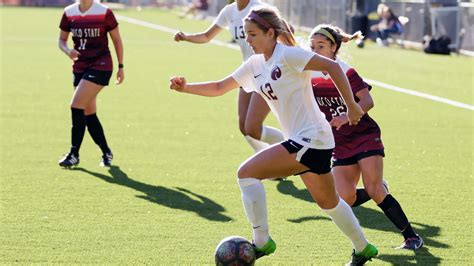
<box><xmin>364</xmin><ymin>79</ymin><xmax>474</xmax><ymax>111</ymax></box>
<box><xmin>116</xmin><ymin>15</ymin><xmax>474</xmax><ymax>111</ymax></box>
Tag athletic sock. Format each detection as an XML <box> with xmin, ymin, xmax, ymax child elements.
<box><xmin>260</xmin><ymin>126</ymin><xmax>284</xmax><ymax>145</ymax></box>
<box><xmin>378</xmin><ymin>194</ymin><xmax>417</xmax><ymax>240</ymax></box>
<box><xmin>352</xmin><ymin>188</ymin><xmax>372</xmax><ymax>207</ymax></box>
<box><xmin>238</xmin><ymin>178</ymin><xmax>269</xmax><ymax>248</ymax></box>
<box><xmin>85</xmin><ymin>113</ymin><xmax>111</xmax><ymax>154</ymax></box>
<box><xmin>323</xmin><ymin>198</ymin><xmax>368</xmax><ymax>253</ymax></box>
<box><xmin>70</xmin><ymin>107</ymin><xmax>86</xmax><ymax>156</ymax></box>
<box><xmin>244</xmin><ymin>135</ymin><xmax>269</xmax><ymax>153</ymax></box>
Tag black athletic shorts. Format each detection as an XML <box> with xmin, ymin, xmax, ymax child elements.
<box><xmin>332</xmin><ymin>149</ymin><xmax>385</xmax><ymax>167</ymax></box>
<box><xmin>73</xmin><ymin>69</ymin><xmax>113</xmax><ymax>87</ymax></box>
<box><xmin>281</xmin><ymin>139</ymin><xmax>333</xmax><ymax>175</ymax></box>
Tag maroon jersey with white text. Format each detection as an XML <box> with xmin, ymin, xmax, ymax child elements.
<box><xmin>59</xmin><ymin>2</ymin><xmax>118</xmax><ymax>72</ymax></box>
<box><xmin>311</xmin><ymin>58</ymin><xmax>384</xmax><ymax>159</ymax></box>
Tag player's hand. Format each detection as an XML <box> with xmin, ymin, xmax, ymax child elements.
<box><xmin>66</xmin><ymin>48</ymin><xmax>80</xmax><ymax>61</ymax></box>
<box><xmin>170</xmin><ymin>76</ymin><xmax>186</xmax><ymax>92</ymax></box>
<box><xmin>116</xmin><ymin>68</ymin><xmax>124</xmax><ymax>85</ymax></box>
<box><xmin>174</xmin><ymin>31</ymin><xmax>187</xmax><ymax>42</ymax></box>
<box><xmin>330</xmin><ymin>114</ymin><xmax>349</xmax><ymax>130</ymax></box>
<box><xmin>346</xmin><ymin>102</ymin><xmax>364</xmax><ymax>126</ymax></box>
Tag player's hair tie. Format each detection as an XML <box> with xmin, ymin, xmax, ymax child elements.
<box><xmin>314</xmin><ymin>28</ymin><xmax>336</xmax><ymax>44</ymax></box>
<box><xmin>246</xmin><ymin>10</ymin><xmax>272</xmax><ymax>30</ymax></box>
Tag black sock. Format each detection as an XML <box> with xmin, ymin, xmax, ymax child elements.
<box><xmin>70</xmin><ymin>107</ymin><xmax>86</xmax><ymax>156</ymax></box>
<box><xmin>378</xmin><ymin>194</ymin><xmax>417</xmax><ymax>239</ymax></box>
<box><xmin>85</xmin><ymin>113</ymin><xmax>111</xmax><ymax>154</ymax></box>
<box><xmin>352</xmin><ymin>188</ymin><xmax>372</xmax><ymax>207</ymax></box>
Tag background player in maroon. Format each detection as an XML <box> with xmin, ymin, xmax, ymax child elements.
<box><xmin>309</xmin><ymin>24</ymin><xmax>423</xmax><ymax>250</ymax></box>
<box><xmin>58</xmin><ymin>0</ymin><xmax>124</xmax><ymax>167</ymax></box>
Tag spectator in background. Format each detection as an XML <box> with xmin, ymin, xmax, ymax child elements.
<box><xmin>179</xmin><ymin>0</ymin><xmax>209</xmax><ymax>19</ymax></box>
<box><xmin>370</xmin><ymin>4</ymin><xmax>403</xmax><ymax>46</ymax></box>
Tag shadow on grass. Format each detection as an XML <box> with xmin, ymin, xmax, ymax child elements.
<box><xmin>74</xmin><ymin>166</ymin><xmax>232</xmax><ymax>222</ymax></box>
<box><xmin>276</xmin><ymin>179</ymin><xmax>447</xmax><ymax>265</ymax></box>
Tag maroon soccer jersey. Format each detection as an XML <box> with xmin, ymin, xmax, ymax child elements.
<box><xmin>59</xmin><ymin>2</ymin><xmax>118</xmax><ymax>72</ymax></box>
<box><xmin>311</xmin><ymin>58</ymin><xmax>384</xmax><ymax>159</ymax></box>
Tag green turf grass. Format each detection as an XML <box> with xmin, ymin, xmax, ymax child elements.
<box><xmin>1</xmin><ymin>7</ymin><xmax>472</xmax><ymax>265</ymax></box>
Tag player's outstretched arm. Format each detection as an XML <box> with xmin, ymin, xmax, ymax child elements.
<box><xmin>169</xmin><ymin>75</ymin><xmax>238</xmax><ymax>97</ymax></box>
<box><xmin>304</xmin><ymin>54</ymin><xmax>364</xmax><ymax>125</ymax></box>
<box><xmin>174</xmin><ymin>24</ymin><xmax>222</xmax><ymax>43</ymax></box>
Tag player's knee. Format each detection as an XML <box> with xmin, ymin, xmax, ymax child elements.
<box><xmin>238</xmin><ymin>119</ymin><xmax>247</xmax><ymax>136</ymax></box>
<box><xmin>365</xmin><ymin>181</ymin><xmax>386</xmax><ymax>199</ymax></box>
<box><xmin>70</xmin><ymin>102</ymin><xmax>85</xmax><ymax>109</ymax></box>
<box><xmin>338</xmin><ymin>191</ymin><xmax>357</xmax><ymax>206</ymax></box>
<box><xmin>237</xmin><ymin>163</ymin><xmax>252</xmax><ymax>179</ymax></box>
<box><xmin>316</xmin><ymin>194</ymin><xmax>340</xmax><ymax>209</ymax></box>
<box><xmin>84</xmin><ymin>106</ymin><xmax>95</xmax><ymax>115</ymax></box>
<box><xmin>244</xmin><ymin>123</ymin><xmax>262</xmax><ymax>140</ymax></box>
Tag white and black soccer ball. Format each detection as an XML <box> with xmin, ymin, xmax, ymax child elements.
<box><xmin>214</xmin><ymin>236</ymin><xmax>256</xmax><ymax>266</ymax></box>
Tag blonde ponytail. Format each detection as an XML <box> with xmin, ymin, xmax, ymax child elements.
<box><xmin>277</xmin><ymin>18</ymin><xmax>297</xmax><ymax>46</ymax></box>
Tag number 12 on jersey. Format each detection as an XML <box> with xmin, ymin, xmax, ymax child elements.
<box><xmin>260</xmin><ymin>83</ymin><xmax>278</xmax><ymax>100</ymax></box>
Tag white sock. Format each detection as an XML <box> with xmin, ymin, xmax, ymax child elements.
<box><xmin>238</xmin><ymin>178</ymin><xmax>269</xmax><ymax>248</ymax></box>
<box><xmin>323</xmin><ymin>198</ymin><xmax>368</xmax><ymax>253</ymax></box>
<box><xmin>260</xmin><ymin>126</ymin><xmax>284</xmax><ymax>145</ymax></box>
<box><xmin>244</xmin><ymin>135</ymin><xmax>269</xmax><ymax>153</ymax></box>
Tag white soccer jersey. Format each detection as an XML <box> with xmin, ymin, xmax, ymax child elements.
<box><xmin>214</xmin><ymin>0</ymin><xmax>267</xmax><ymax>60</ymax></box>
<box><xmin>232</xmin><ymin>44</ymin><xmax>335</xmax><ymax>149</ymax></box>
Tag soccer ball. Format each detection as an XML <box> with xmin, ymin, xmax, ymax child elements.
<box><xmin>214</xmin><ymin>236</ymin><xmax>256</xmax><ymax>266</ymax></box>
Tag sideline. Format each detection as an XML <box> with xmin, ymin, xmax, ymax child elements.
<box><xmin>116</xmin><ymin>15</ymin><xmax>474</xmax><ymax>111</ymax></box>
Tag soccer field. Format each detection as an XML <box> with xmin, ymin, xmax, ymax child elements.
<box><xmin>0</xmin><ymin>6</ymin><xmax>473</xmax><ymax>265</ymax></box>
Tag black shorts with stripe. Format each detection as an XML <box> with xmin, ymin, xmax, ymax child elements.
<box><xmin>332</xmin><ymin>149</ymin><xmax>385</xmax><ymax>166</ymax></box>
<box><xmin>73</xmin><ymin>69</ymin><xmax>112</xmax><ymax>87</ymax></box>
<box><xmin>281</xmin><ymin>139</ymin><xmax>333</xmax><ymax>175</ymax></box>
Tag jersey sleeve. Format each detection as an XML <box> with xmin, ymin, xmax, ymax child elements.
<box><xmin>105</xmin><ymin>9</ymin><xmax>119</xmax><ymax>31</ymax></box>
<box><xmin>346</xmin><ymin>68</ymin><xmax>371</xmax><ymax>94</ymax></box>
<box><xmin>283</xmin><ymin>46</ymin><xmax>315</xmax><ymax>73</ymax></box>
<box><xmin>59</xmin><ymin>12</ymin><xmax>70</xmax><ymax>32</ymax></box>
<box><xmin>214</xmin><ymin>5</ymin><xmax>229</xmax><ymax>28</ymax></box>
<box><xmin>231</xmin><ymin>59</ymin><xmax>256</xmax><ymax>93</ymax></box>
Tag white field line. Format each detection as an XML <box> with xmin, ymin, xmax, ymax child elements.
<box><xmin>364</xmin><ymin>79</ymin><xmax>474</xmax><ymax>111</ymax></box>
<box><xmin>116</xmin><ymin>15</ymin><xmax>474</xmax><ymax>111</ymax></box>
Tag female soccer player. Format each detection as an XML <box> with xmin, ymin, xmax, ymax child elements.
<box><xmin>174</xmin><ymin>0</ymin><xmax>285</xmax><ymax>154</ymax></box>
<box><xmin>170</xmin><ymin>8</ymin><xmax>378</xmax><ymax>265</ymax></box>
<box><xmin>309</xmin><ymin>24</ymin><xmax>423</xmax><ymax>250</ymax></box>
<box><xmin>57</xmin><ymin>0</ymin><xmax>124</xmax><ymax>168</ymax></box>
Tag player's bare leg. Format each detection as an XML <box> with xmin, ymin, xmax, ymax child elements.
<box><xmin>359</xmin><ymin>156</ymin><xmax>423</xmax><ymax>250</ymax></box>
<box><xmin>59</xmin><ymin>80</ymin><xmax>103</xmax><ymax>168</ymax></box>
<box><xmin>333</xmin><ymin>165</ymin><xmax>361</xmax><ymax>206</ymax></box>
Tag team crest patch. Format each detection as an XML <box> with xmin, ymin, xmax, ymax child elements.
<box><xmin>271</xmin><ymin>66</ymin><xmax>282</xmax><ymax>81</ymax></box>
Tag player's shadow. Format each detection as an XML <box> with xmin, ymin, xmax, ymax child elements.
<box><xmin>74</xmin><ymin>166</ymin><xmax>232</xmax><ymax>222</ymax></box>
<box><xmin>276</xmin><ymin>179</ymin><xmax>447</xmax><ymax>265</ymax></box>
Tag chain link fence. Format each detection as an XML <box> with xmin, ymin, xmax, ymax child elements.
<box><xmin>2</xmin><ymin>0</ymin><xmax>472</xmax><ymax>52</ymax></box>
